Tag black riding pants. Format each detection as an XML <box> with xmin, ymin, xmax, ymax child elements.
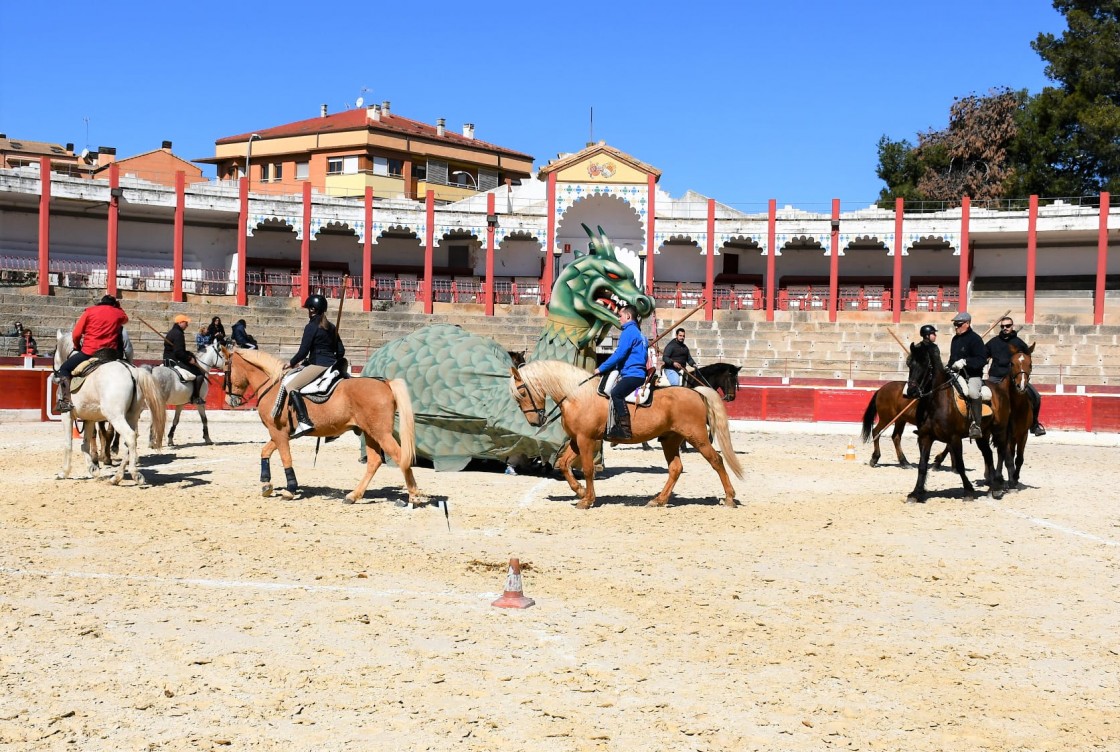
<box><xmin>58</xmin><ymin>351</ymin><xmax>94</xmax><ymax>379</ymax></box>
<box><xmin>609</xmin><ymin>376</ymin><xmax>646</xmax><ymax>425</ymax></box>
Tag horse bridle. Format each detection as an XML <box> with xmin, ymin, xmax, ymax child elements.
<box><xmin>1012</xmin><ymin>352</ymin><xmax>1031</xmax><ymax>394</ymax></box>
<box><xmin>513</xmin><ymin>380</ymin><xmax>546</xmax><ymax>425</ymax></box>
<box><xmin>906</xmin><ymin>348</ymin><xmax>943</xmax><ymax>400</ymax></box>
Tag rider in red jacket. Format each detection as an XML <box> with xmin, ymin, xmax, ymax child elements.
<box><xmin>56</xmin><ymin>294</ymin><xmax>129</xmax><ymax>412</ymax></box>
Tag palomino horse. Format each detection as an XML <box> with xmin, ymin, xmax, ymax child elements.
<box><xmin>53</xmin><ymin>330</ymin><xmax>167</xmax><ymax>485</ymax></box>
<box><xmin>223</xmin><ymin>348</ymin><xmax>424</xmax><ymax>505</ymax></box>
<box><xmin>860</xmin><ymin>381</ymin><xmax>951</xmax><ymax>468</ymax></box>
<box><xmin>510</xmin><ymin>360</ymin><xmax>743</xmax><ymax>509</ymax></box>
<box><xmin>685</xmin><ymin>362</ymin><xmax>740</xmax><ymax>401</ymax></box>
<box><xmin>145</xmin><ymin>340</ymin><xmax>229</xmax><ymax>447</ymax></box>
<box><xmin>903</xmin><ymin>339</ymin><xmax>1005</xmax><ymax>503</ymax></box>
<box><xmin>999</xmin><ymin>343</ymin><xmax>1036</xmax><ymax>488</ymax></box>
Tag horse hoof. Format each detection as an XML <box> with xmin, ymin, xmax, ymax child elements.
<box><xmin>868</xmin><ymin>459</ymin><xmax>878</xmax><ymax>468</ymax></box>
<box><xmin>722</xmin><ymin>497</ymin><xmax>738</xmax><ymax>508</ymax></box>
<box><xmin>905</xmin><ymin>495</ymin><xmax>924</xmax><ymax>504</ymax></box>
<box><xmin>899</xmin><ymin>462</ymin><xmax>911</xmax><ymax>469</ymax></box>
<box><xmin>261</xmin><ymin>483</ymin><xmax>273</xmax><ymax>497</ymax></box>
<box><xmin>343</xmin><ymin>493</ymin><xmax>358</xmax><ymax>504</ymax></box>
<box><xmin>204</xmin><ymin>439</ymin><xmax>213</xmax><ymax>446</ymax></box>
<box><xmin>575</xmin><ymin>500</ymin><xmax>592</xmax><ymax>510</ymax></box>
<box><xmin>278</xmin><ymin>489</ymin><xmax>295</xmax><ymax>501</ymax></box>
<box><xmin>646</xmin><ymin>499</ymin><xmax>668</xmax><ymax>507</ymax></box>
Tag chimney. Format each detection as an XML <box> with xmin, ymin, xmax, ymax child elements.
<box><xmin>320</xmin><ymin>104</ymin><xmax>328</xmax><ymax>118</ymax></box>
<box><xmin>436</xmin><ymin>118</ymin><xmax>445</xmax><ymax>137</ymax></box>
<box><xmin>65</xmin><ymin>142</ymin><xmax>74</xmax><ymax>152</ymax></box>
<box><xmin>381</xmin><ymin>100</ymin><xmax>390</xmax><ymax>115</ymax></box>
<box><xmin>161</xmin><ymin>140</ymin><xmax>173</xmax><ymax>150</ymax></box>
<box><xmin>97</xmin><ymin>146</ymin><xmax>116</xmax><ymax>166</ymax></box>
<box><xmin>367</xmin><ymin>104</ymin><xmax>381</xmax><ymax>122</ymax></box>
<box><xmin>462</xmin><ymin>123</ymin><xmax>475</xmax><ymax>140</ymax></box>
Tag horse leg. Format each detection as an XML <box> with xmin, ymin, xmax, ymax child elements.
<box><xmin>369</xmin><ymin>428</ymin><xmax>424</xmax><ymax>507</ymax></box>
<box><xmin>58</xmin><ymin>414</ymin><xmax>75</xmax><ymax>480</ymax></box>
<box><xmin>274</xmin><ymin>435</ymin><xmax>298</xmax><ymax>499</ymax></box>
<box><xmin>947</xmin><ymin>439</ymin><xmax>974</xmax><ymax>499</ymax></box>
<box><xmin>574</xmin><ymin>435</ymin><xmax>599</xmax><ymax>510</ymax></box>
<box><xmin>259</xmin><ymin>438</ymin><xmax>279</xmax><ymax>497</ymax></box>
<box><xmin>198</xmin><ymin>404</ymin><xmax>212</xmax><ymax>445</ymax></box>
<box><xmin>345</xmin><ymin>433</ymin><xmax>383</xmax><ymax>504</ymax></box>
<box><xmin>906</xmin><ymin>436</ymin><xmax>934</xmax><ymax>504</ymax></box>
<box><xmin>891</xmin><ymin>422</ymin><xmax>909</xmax><ymax>467</ymax></box>
<box><xmin>107</xmin><ymin>414</ymin><xmax>138</xmax><ymax>486</ymax></box>
<box><xmin>555</xmin><ymin>443</ymin><xmax>583</xmax><ymax>496</ymax></box>
<box><xmin>1011</xmin><ymin>432</ymin><xmax>1027</xmax><ymax>488</ymax></box>
<box><xmin>165</xmin><ymin>407</ymin><xmax>182</xmax><ymax>448</ymax></box>
<box><xmin>977</xmin><ymin>435</ymin><xmax>1003</xmax><ymax>500</ymax></box>
<box><xmin>648</xmin><ymin>434</ymin><xmax>685</xmax><ymax>507</ymax></box>
<box><xmin>932</xmin><ymin>444</ymin><xmax>950</xmax><ymax>469</ymax></box>
<box><xmin>691</xmin><ymin>435</ymin><xmax>738</xmax><ymax>507</ymax></box>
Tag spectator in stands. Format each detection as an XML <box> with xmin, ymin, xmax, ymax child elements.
<box><xmin>986</xmin><ymin>316</ymin><xmax>1045</xmax><ymax>436</ymax></box>
<box><xmin>196</xmin><ymin>326</ymin><xmax>211</xmax><ymax>351</ymax></box>
<box><xmin>206</xmin><ymin>316</ymin><xmax>227</xmax><ymax>346</ymax></box>
<box><xmin>164</xmin><ymin>314</ymin><xmax>207</xmax><ymax>405</ymax></box>
<box><xmin>948</xmin><ymin>312</ymin><xmax>987</xmax><ymax>441</ymax></box>
<box><xmin>56</xmin><ymin>294</ymin><xmax>129</xmax><ymax>413</ymax></box>
<box><xmin>662</xmin><ymin>328</ymin><xmax>697</xmax><ymax>386</ymax></box>
<box><xmin>6</xmin><ymin>321</ymin><xmax>23</xmax><ymax>337</ymax></box>
<box><xmin>231</xmin><ymin>318</ymin><xmax>258</xmax><ymax>349</ymax></box>
<box><xmin>20</xmin><ymin>328</ymin><xmax>38</xmax><ymax>356</ymax></box>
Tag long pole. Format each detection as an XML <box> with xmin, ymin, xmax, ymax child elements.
<box><xmin>134</xmin><ymin>315</ymin><xmax>177</xmax><ymax>349</ymax></box>
<box><xmin>334</xmin><ymin>275</ymin><xmax>349</xmax><ymax>336</ymax></box>
<box><xmin>649</xmin><ymin>299</ymin><xmax>707</xmax><ymax>348</ymax></box>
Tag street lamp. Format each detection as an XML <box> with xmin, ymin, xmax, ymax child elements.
<box><xmin>244</xmin><ymin>133</ymin><xmax>261</xmax><ymax>183</ymax></box>
<box><xmin>450</xmin><ymin>170</ymin><xmax>478</xmax><ymax>189</ymax></box>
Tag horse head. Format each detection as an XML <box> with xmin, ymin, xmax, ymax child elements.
<box><xmin>1009</xmin><ymin>342</ymin><xmax>1035</xmax><ymax>394</ymax></box>
<box><xmin>550</xmin><ymin>224</ymin><xmax>656</xmax><ymax>348</ymax></box>
<box><xmin>904</xmin><ymin>340</ymin><xmax>939</xmax><ymax>399</ymax></box>
<box><xmin>54</xmin><ymin>329</ymin><xmax>73</xmax><ymax>371</ymax></box>
<box><xmin>509</xmin><ymin>366</ymin><xmax>546</xmax><ymax>426</ymax></box>
<box><xmin>722</xmin><ymin>365</ymin><xmax>741</xmax><ymax>401</ymax></box>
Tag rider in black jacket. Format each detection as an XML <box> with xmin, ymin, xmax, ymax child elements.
<box><xmin>948</xmin><ymin>311</ymin><xmax>987</xmax><ymax>440</ymax></box>
<box><xmin>164</xmin><ymin>314</ymin><xmax>207</xmax><ymax>405</ymax></box>
<box><xmin>986</xmin><ymin>316</ymin><xmax>1045</xmax><ymax>436</ymax></box>
<box><xmin>282</xmin><ymin>294</ymin><xmax>345</xmax><ymax>438</ymax></box>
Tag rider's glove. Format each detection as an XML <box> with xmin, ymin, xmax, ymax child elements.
<box><xmin>951</xmin><ymin>359</ymin><xmax>966</xmax><ymax>371</ymax></box>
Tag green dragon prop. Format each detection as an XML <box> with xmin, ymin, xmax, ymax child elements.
<box><xmin>362</xmin><ymin>225</ymin><xmax>655</xmax><ymax>470</ymax></box>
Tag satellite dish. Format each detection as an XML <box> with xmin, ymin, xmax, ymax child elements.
<box><xmin>356</xmin><ymin>97</ymin><xmax>364</xmax><ymax>108</ymax></box>
<box><xmin>79</xmin><ymin>148</ymin><xmax>90</xmax><ymax>161</ymax></box>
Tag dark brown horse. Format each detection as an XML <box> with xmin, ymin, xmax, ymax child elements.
<box><xmin>686</xmin><ymin>363</ymin><xmax>740</xmax><ymax>401</ymax></box>
<box><xmin>223</xmin><ymin>349</ymin><xmax>424</xmax><ymax>505</ymax></box>
<box><xmin>860</xmin><ymin>382</ymin><xmax>951</xmax><ymax>468</ymax></box>
<box><xmin>902</xmin><ymin>339</ymin><xmax>1005</xmax><ymax>503</ymax></box>
<box><xmin>510</xmin><ymin>360</ymin><xmax>743</xmax><ymax>509</ymax></box>
<box><xmin>999</xmin><ymin>343</ymin><xmax>1036</xmax><ymax>488</ymax></box>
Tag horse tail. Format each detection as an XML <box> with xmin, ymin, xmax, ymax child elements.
<box><xmin>388</xmin><ymin>379</ymin><xmax>415</xmax><ymax>471</ymax></box>
<box><xmin>697</xmin><ymin>386</ymin><xmax>744</xmax><ymax>479</ymax></box>
<box><xmin>860</xmin><ymin>392</ymin><xmax>878</xmax><ymax>443</ymax></box>
<box><xmin>136</xmin><ymin>367</ymin><xmax>167</xmax><ymax>450</ymax></box>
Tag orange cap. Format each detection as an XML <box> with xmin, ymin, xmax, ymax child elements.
<box><xmin>173</xmin><ymin>314</ymin><xmax>190</xmax><ymax>324</ymax></box>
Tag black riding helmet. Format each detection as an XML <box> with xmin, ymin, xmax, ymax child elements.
<box><xmin>920</xmin><ymin>324</ymin><xmax>938</xmax><ymax>339</ymax></box>
<box><xmin>303</xmin><ymin>294</ymin><xmax>328</xmax><ymax>316</ymax></box>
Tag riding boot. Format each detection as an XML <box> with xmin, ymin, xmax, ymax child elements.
<box><xmin>968</xmin><ymin>398</ymin><xmax>983</xmax><ymax>440</ymax></box>
<box><xmin>190</xmin><ymin>380</ymin><xmax>206</xmax><ymax>406</ymax></box>
<box><xmin>289</xmin><ymin>392</ymin><xmax>315</xmax><ymax>439</ymax></box>
<box><xmin>56</xmin><ymin>375</ymin><xmax>72</xmax><ymax>413</ymax></box>
<box><xmin>1028</xmin><ymin>389</ymin><xmax>1045</xmax><ymax>435</ymax></box>
<box><xmin>605</xmin><ymin>403</ymin><xmax>632</xmax><ymax>440</ymax></box>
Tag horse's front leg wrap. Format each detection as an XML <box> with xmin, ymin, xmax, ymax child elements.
<box><xmin>284</xmin><ymin>467</ymin><xmax>298</xmax><ymax>493</ymax></box>
<box><xmin>260</xmin><ymin>458</ymin><xmax>271</xmax><ymax>483</ymax></box>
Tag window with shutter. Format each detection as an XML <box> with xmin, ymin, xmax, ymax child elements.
<box><xmin>427</xmin><ymin>159</ymin><xmax>448</xmax><ymax>185</ymax></box>
<box><xmin>372</xmin><ymin>156</ymin><xmax>388</xmax><ymax>176</ymax></box>
<box><xmin>478</xmin><ymin>168</ymin><xmax>499</xmax><ymax>191</ymax></box>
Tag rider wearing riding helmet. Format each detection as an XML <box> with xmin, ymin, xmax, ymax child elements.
<box><xmin>920</xmin><ymin>324</ymin><xmax>938</xmax><ymax>343</ymax></box>
<box><xmin>283</xmin><ymin>294</ymin><xmax>345</xmax><ymax>438</ymax></box>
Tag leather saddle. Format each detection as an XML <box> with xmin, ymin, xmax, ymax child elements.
<box><xmin>950</xmin><ymin>373</ymin><xmax>994</xmax><ymax>418</ymax></box>
<box><xmin>70</xmin><ymin>351</ymin><xmax>122</xmax><ymax>394</ymax></box>
<box><xmin>295</xmin><ymin>359</ymin><xmax>350</xmax><ymax>404</ymax></box>
<box><xmin>597</xmin><ymin>371</ymin><xmax>654</xmax><ymax>407</ymax></box>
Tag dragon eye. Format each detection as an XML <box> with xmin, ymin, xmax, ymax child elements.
<box><xmin>607</xmin><ymin>272</ymin><xmax>621</xmax><ymax>280</ymax></box>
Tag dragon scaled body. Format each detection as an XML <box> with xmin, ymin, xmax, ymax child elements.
<box><xmin>362</xmin><ymin>225</ymin><xmax>654</xmax><ymax>470</ymax></box>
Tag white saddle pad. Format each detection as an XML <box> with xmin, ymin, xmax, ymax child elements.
<box><xmin>601</xmin><ymin>371</ymin><xmax>652</xmax><ymax>405</ymax></box>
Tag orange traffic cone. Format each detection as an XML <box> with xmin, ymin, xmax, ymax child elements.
<box><xmin>491</xmin><ymin>558</ymin><xmax>535</xmax><ymax>609</ymax></box>
<box><xmin>844</xmin><ymin>441</ymin><xmax>857</xmax><ymax>461</ymax></box>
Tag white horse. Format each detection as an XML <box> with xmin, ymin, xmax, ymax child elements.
<box><xmin>144</xmin><ymin>341</ymin><xmax>228</xmax><ymax>447</ymax></box>
<box><xmin>54</xmin><ymin>330</ymin><xmax>167</xmax><ymax>485</ymax></box>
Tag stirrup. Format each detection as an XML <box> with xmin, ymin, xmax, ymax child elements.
<box><xmin>57</xmin><ymin>401</ymin><xmax>72</xmax><ymax>413</ymax></box>
<box><xmin>968</xmin><ymin>423</ymin><xmax>982</xmax><ymax>440</ymax></box>
<box><xmin>291</xmin><ymin>421</ymin><xmax>315</xmax><ymax>439</ymax></box>
<box><xmin>1031</xmin><ymin>424</ymin><xmax>1046</xmax><ymax>436</ymax></box>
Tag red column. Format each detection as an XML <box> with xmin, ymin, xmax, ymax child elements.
<box><xmin>1026</xmin><ymin>194</ymin><xmax>1038</xmax><ymax>323</ymax></box>
<box><xmin>765</xmin><ymin>199</ymin><xmax>776</xmax><ymax>322</ymax></box>
<box><xmin>300</xmin><ymin>182</ymin><xmax>311</xmax><ymax>299</ymax></box>
<box><xmin>543</xmin><ymin>173</ymin><xmax>557</xmax><ymax>305</ymax></box>
<box><xmin>423</xmin><ymin>189</ymin><xmax>435</xmax><ymax>315</ymax></box>
<box><xmin>1095</xmin><ymin>191</ymin><xmax>1111</xmax><ymax>326</ymax></box>
<box><xmin>485</xmin><ymin>191</ymin><xmax>496</xmax><ymax>316</ymax></box>
<box><xmin>704</xmin><ymin>198</ymin><xmax>715</xmax><ymax>321</ymax></box>
<box><xmin>37</xmin><ymin>157</ymin><xmax>50</xmax><ymax>296</ymax></box>
<box><xmin>106</xmin><ymin>163</ymin><xmax>120</xmax><ymax>297</ymax></box>
<box><xmin>892</xmin><ymin>198</ymin><xmax>904</xmax><ymax>323</ymax></box>
<box><xmin>172</xmin><ymin>171</ymin><xmax>185</xmax><ymax>302</ymax></box>
<box><xmin>236</xmin><ymin>177</ymin><xmax>248</xmax><ymax>306</ymax></box>
<box><xmin>362</xmin><ymin>186</ymin><xmax>373</xmax><ymax>312</ymax></box>
<box><xmin>958</xmin><ymin>196</ymin><xmax>971</xmax><ymax>312</ymax></box>
<box><xmin>646</xmin><ymin>174</ymin><xmax>657</xmax><ymax>295</ymax></box>
<box><xmin>828</xmin><ymin>198</ymin><xmax>840</xmax><ymax>323</ymax></box>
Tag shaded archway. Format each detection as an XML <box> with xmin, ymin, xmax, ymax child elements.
<box><xmin>555</xmin><ymin>193</ymin><xmax>645</xmax><ymax>283</ymax></box>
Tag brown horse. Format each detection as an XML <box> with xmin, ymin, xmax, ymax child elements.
<box><xmin>510</xmin><ymin>360</ymin><xmax>743</xmax><ymax>509</ymax></box>
<box><xmin>903</xmin><ymin>339</ymin><xmax>1005</xmax><ymax>503</ymax></box>
<box><xmin>860</xmin><ymin>381</ymin><xmax>951</xmax><ymax>468</ymax></box>
<box><xmin>999</xmin><ymin>343</ymin><xmax>1036</xmax><ymax>488</ymax></box>
<box><xmin>223</xmin><ymin>349</ymin><xmax>424</xmax><ymax>505</ymax></box>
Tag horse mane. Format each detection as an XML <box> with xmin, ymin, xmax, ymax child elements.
<box><xmin>236</xmin><ymin>348</ymin><xmax>284</xmax><ymax>379</ymax></box>
<box><xmin>513</xmin><ymin>359</ymin><xmax>596</xmax><ymax>401</ymax></box>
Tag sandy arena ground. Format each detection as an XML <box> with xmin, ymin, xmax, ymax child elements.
<box><xmin>1</xmin><ymin>413</ymin><xmax>1119</xmax><ymax>751</ymax></box>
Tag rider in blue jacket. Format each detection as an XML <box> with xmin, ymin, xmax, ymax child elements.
<box><xmin>594</xmin><ymin>305</ymin><xmax>649</xmax><ymax>440</ymax></box>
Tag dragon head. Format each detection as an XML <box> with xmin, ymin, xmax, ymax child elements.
<box><xmin>549</xmin><ymin>224</ymin><xmax>655</xmax><ymax>347</ymax></box>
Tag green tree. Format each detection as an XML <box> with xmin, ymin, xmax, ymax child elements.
<box><xmin>1007</xmin><ymin>0</ymin><xmax>1120</xmax><ymax>196</ymax></box>
<box><xmin>875</xmin><ymin>136</ymin><xmax>925</xmax><ymax>207</ymax></box>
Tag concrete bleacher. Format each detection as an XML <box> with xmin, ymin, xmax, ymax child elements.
<box><xmin>2</xmin><ymin>286</ymin><xmax>1117</xmax><ymax>388</ymax></box>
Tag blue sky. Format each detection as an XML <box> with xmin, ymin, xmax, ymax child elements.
<box><xmin>1</xmin><ymin>0</ymin><xmax>1064</xmax><ymax>210</ymax></box>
